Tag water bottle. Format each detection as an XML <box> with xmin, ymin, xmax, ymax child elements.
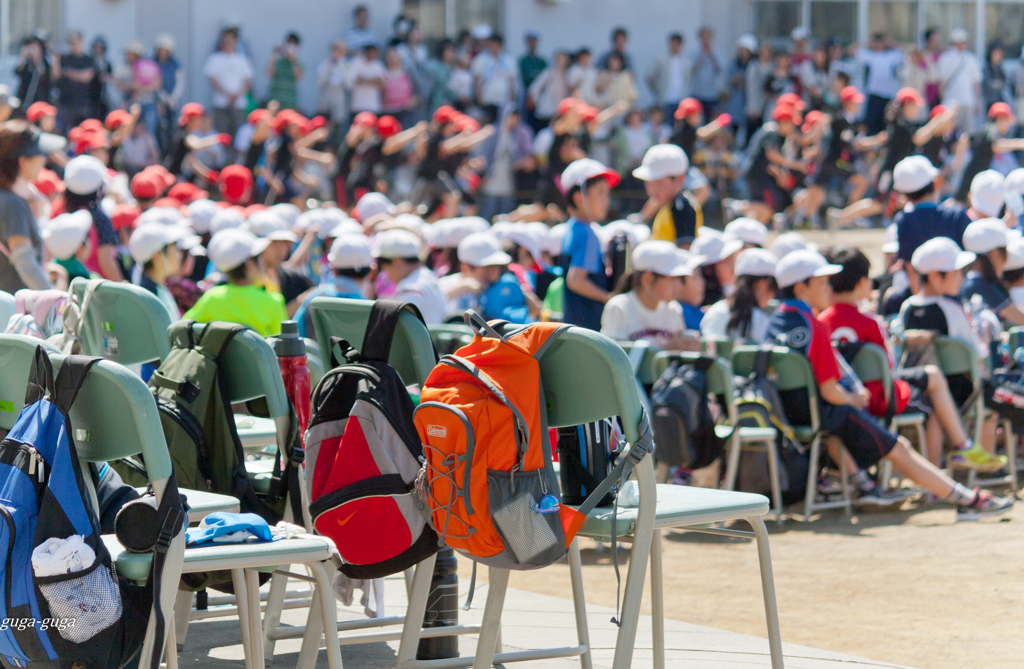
<box><xmin>417</xmin><ymin>547</ymin><xmax>459</xmax><ymax>660</ymax></box>
<box><xmin>275</xmin><ymin>321</ymin><xmax>312</xmax><ymax>440</ymax></box>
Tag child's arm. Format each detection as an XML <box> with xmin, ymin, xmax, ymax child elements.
<box><xmin>820</xmin><ymin>377</ymin><xmax>870</xmax><ymax>409</ymax></box>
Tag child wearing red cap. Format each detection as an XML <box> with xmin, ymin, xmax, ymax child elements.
<box><xmin>219</xmin><ymin>165</ymin><xmax>254</xmax><ymax>205</ymax></box>
<box><xmin>668</xmin><ymin>97</ymin><xmax>731</xmax><ymax>158</ymax></box>
<box><xmin>743</xmin><ymin>104</ymin><xmax>805</xmax><ymax>220</ymax></box>
<box><xmin>26</xmin><ymin>102</ymin><xmax>57</xmax><ymax>132</ymax></box>
<box><xmin>168</xmin><ymin>102</ymin><xmax>232</xmax><ymax>176</ymax></box>
<box><xmin>954</xmin><ymin>102</ymin><xmax>1024</xmax><ymax>204</ymax></box>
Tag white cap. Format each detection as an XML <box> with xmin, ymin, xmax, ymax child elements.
<box><xmin>734</xmin><ymin>248</ymin><xmax>778</xmax><ymax>277</ymax></box>
<box><xmin>42</xmin><ymin>211</ymin><xmax>92</xmax><ymax>260</ymax></box>
<box><xmin>524</xmin><ymin>222</ymin><xmax>558</xmax><ymax>255</ymax></box>
<box><xmin>244</xmin><ymin>209</ymin><xmax>287</xmax><ymax>237</ymax></box>
<box><xmin>186</xmin><ymin>199</ymin><xmax>218</xmax><ymax>234</ymax></box>
<box><xmin>911</xmin><ymin>236</ymin><xmax>976</xmax><ymax>274</ymax></box>
<box><xmin>430</xmin><ymin>217</ymin><xmax>488</xmax><ymax>249</ymax></box>
<box><xmin>632</xmin><ymin>241</ymin><xmax>699</xmax><ymax>277</ymax></box>
<box><xmin>374</xmin><ymin>229</ymin><xmax>422</xmax><ymax>259</ymax></box>
<box><xmin>969</xmin><ymin>170</ymin><xmax>1006</xmax><ymax>217</ymax></box>
<box><xmin>962</xmin><ymin>217</ymin><xmax>1008</xmax><ymax>253</ymax></box>
<box><xmin>550</xmin><ymin>223</ymin><xmax>569</xmax><ymax>255</ymax></box>
<box><xmin>893</xmin><ymin>155</ymin><xmax>938</xmax><ymax>194</ymax></box>
<box><xmin>207</xmin><ymin>229</ymin><xmax>270</xmax><ymax>272</ymax></box>
<box><xmin>353</xmin><ymin>192</ymin><xmax>395</xmax><ymax>222</ymax></box>
<box><xmin>63</xmin><ymin>155</ymin><xmax>107</xmax><ymax>195</ymax></box>
<box><xmin>210</xmin><ymin>208</ymin><xmax>245</xmax><ymax>235</ymax></box>
<box><xmin>632</xmin><ymin>144</ymin><xmax>689</xmax><ymax>181</ymax></box>
<box><xmin>596</xmin><ymin>219</ymin><xmax>644</xmax><ymax>252</ymax></box>
<box><xmin>327</xmin><ymin>219</ymin><xmax>364</xmax><ymax>240</ymax></box>
<box><xmin>1005</xmin><ymin>238</ymin><xmax>1024</xmax><ymax>272</ymax></box>
<box><xmin>791</xmin><ymin>26</ymin><xmax>810</xmax><ymax>41</ymax></box>
<box><xmin>690</xmin><ymin>228</ymin><xmax>744</xmax><ymax>265</ymax></box>
<box><xmin>737</xmin><ymin>34</ymin><xmax>758</xmax><ymax>52</ymax></box>
<box><xmin>1005</xmin><ymin>168</ymin><xmax>1024</xmax><ymax>194</ymax></box>
<box><xmin>775</xmin><ymin>249</ymin><xmax>842</xmax><ymax>288</ymax></box>
<box><xmin>138</xmin><ymin>206</ymin><xmax>182</xmax><ymax>227</ymax></box>
<box><xmin>129</xmin><ymin>222</ymin><xmax>189</xmax><ymax>264</ymax></box>
<box><xmin>457</xmin><ymin>232</ymin><xmax>513</xmax><ymax>267</ymax></box>
<box><xmin>768</xmin><ymin>231</ymin><xmax>814</xmax><ymax>259</ymax></box>
<box><xmin>950</xmin><ymin>28</ymin><xmax>969</xmax><ymax>43</ymax></box>
<box><xmin>882</xmin><ymin>224</ymin><xmax>899</xmax><ymax>254</ymax></box>
<box><xmin>295</xmin><ymin>209</ymin><xmax>325</xmax><ymax>234</ymax></box>
<box><xmin>178</xmin><ymin>233</ymin><xmax>205</xmax><ymax>256</ymax></box>
<box><xmin>154</xmin><ymin>32</ymin><xmax>176</xmax><ymax>51</ymax></box>
<box><xmin>318</xmin><ymin>208</ymin><xmax>351</xmax><ymax>238</ymax></box>
<box><xmin>471</xmin><ymin>23</ymin><xmax>493</xmax><ymax>39</ymax></box>
<box><xmin>328</xmin><ymin>235</ymin><xmax>373</xmax><ymax>270</ymax></box>
<box><xmin>723</xmin><ymin>217</ymin><xmax>768</xmax><ymax>246</ymax></box>
<box><xmin>560</xmin><ymin>158</ymin><xmax>619</xmax><ymax>193</ymax></box>
<box><xmin>270</xmin><ymin>202</ymin><xmax>301</xmax><ymax>228</ymax></box>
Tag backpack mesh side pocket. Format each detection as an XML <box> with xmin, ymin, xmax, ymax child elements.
<box><xmin>487</xmin><ymin>470</ymin><xmax>561</xmax><ymax>567</ymax></box>
<box><xmin>37</xmin><ymin>562</ymin><xmax>122</xmax><ymax>643</ymax></box>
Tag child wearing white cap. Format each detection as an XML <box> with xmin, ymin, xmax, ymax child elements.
<box><xmin>600</xmin><ymin>241</ymin><xmax>700</xmax><ymax>349</ymax></box>
<box><xmin>768</xmin><ymin>246</ymin><xmax>1013</xmax><ymax>519</ymax></box>
<box><xmin>700</xmin><ymin>248</ymin><xmax>776</xmax><ymax>344</ymax></box>
<box><xmin>374</xmin><ymin>229</ymin><xmax>446</xmax><ymax>324</ymax></box>
<box><xmin>632</xmin><ymin>144</ymin><xmax>703</xmax><ymax>244</ymax></box>
<box><xmin>128</xmin><ymin>222</ymin><xmax>190</xmax><ymax>321</ymax></box>
<box><xmin>890</xmin><ymin>155</ymin><xmax>971</xmax><ymax>266</ymax></box>
<box><xmin>438</xmin><ymin>232</ymin><xmax>514</xmax><ymax>315</ymax></box>
<box><xmin>1002</xmin><ymin>237</ymin><xmax>1024</xmax><ymax>310</ymax></box>
<box><xmin>959</xmin><ymin>217</ymin><xmax>1024</xmax><ymax>326</ymax></box>
<box><xmin>42</xmin><ymin>211</ymin><xmax>94</xmax><ymax>284</ymax></box>
<box><xmin>690</xmin><ymin>228</ymin><xmax>744</xmax><ymax>305</ymax></box>
<box><xmin>293</xmin><ymin>235</ymin><xmax>373</xmax><ymax>337</ymax></box>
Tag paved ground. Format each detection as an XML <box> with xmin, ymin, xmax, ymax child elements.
<box><xmin>177</xmin><ymin>570</ymin><xmax>918</xmax><ymax>669</ymax></box>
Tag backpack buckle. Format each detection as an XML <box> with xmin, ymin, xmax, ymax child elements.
<box><xmin>289</xmin><ymin>446</ymin><xmax>305</xmax><ymax>466</ymax></box>
<box><xmin>155</xmin><ymin>508</ymin><xmax>183</xmax><ymax>553</ymax></box>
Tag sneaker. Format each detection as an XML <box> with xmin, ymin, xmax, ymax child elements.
<box><xmin>957</xmin><ymin>489</ymin><xmax>1015</xmax><ymax>521</ymax></box>
<box><xmin>854</xmin><ymin>485</ymin><xmax>907</xmax><ymax>509</ymax></box>
<box><xmin>826</xmin><ymin>207</ymin><xmax>842</xmax><ymax>230</ymax></box>
<box><xmin>949</xmin><ymin>444</ymin><xmax>1008</xmax><ymax>472</ymax></box>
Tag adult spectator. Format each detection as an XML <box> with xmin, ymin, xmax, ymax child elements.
<box><xmin>54</xmin><ymin>30</ymin><xmax>98</xmax><ymax>131</ymax></box>
<box><xmin>566</xmin><ymin>48</ymin><xmax>600</xmax><ymax>106</ymax></box>
<box><xmin>479</xmin><ymin>106</ymin><xmax>534</xmax><ymax>221</ymax></box>
<box><xmin>472</xmin><ymin>35</ymin><xmax>516</xmax><ymax>123</ymax></box>
<box><xmin>155</xmin><ymin>33</ymin><xmax>185</xmax><ymax>153</ymax></box>
<box><xmin>203</xmin><ymin>27</ymin><xmax>253</xmax><ymax>138</ymax></box>
<box><xmin>267</xmin><ymin>32</ymin><xmax>303</xmax><ymax>110</ymax></box>
<box><xmin>923</xmin><ymin>28</ymin><xmax>944</xmax><ymax>106</ymax></box>
<box><xmin>789</xmin><ymin>26</ymin><xmax>811</xmax><ymax>69</ymax></box>
<box><xmin>347</xmin><ymin>44</ymin><xmax>386</xmax><ymax>115</ymax></box>
<box><xmin>114</xmin><ymin>41</ymin><xmax>162</xmax><ymax>141</ymax></box>
<box><xmin>527</xmin><ymin>50</ymin><xmax>570</xmax><ymax>133</ymax></box>
<box><xmin>854</xmin><ymin>34</ymin><xmax>904</xmax><ymax>134</ymax></box>
<box><xmin>598</xmin><ymin>27</ymin><xmax>632</xmax><ymax>71</ymax></box>
<box><xmin>937</xmin><ymin>28</ymin><xmax>983</xmax><ymax>132</ymax></box>
<box><xmin>316</xmin><ymin>40</ymin><xmax>348</xmax><ymax>124</ymax></box>
<box><xmin>726</xmin><ymin>35</ymin><xmax>756</xmax><ymax>140</ymax></box>
<box><xmin>518</xmin><ymin>31</ymin><xmax>546</xmax><ymax>94</ymax></box>
<box><xmin>648</xmin><ymin>33</ymin><xmax>688</xmax><ymax>119</ymax></box>
<box><xmin>691</xmin><ymin>27</ymin><xmax>723</xmax><ymax>117</ymax></box>
<box><xmin>0</xmin><ymin>121</ymin><xmax>62</xmax><ymax>292</ymax></box>
<box><xmin>982</xmin><ymin>41</ymin><xmax>1011</xmax><ymax>112</ymax></box>
<box><xmin>14</xmin><ymin>36</ymin><xmax>53</xmax><ymax>110</ymax></box>
<box><xmin>424</xmin><ymin>40</ymin><xmax>457</xmax><ymax>111</ymax></box>
<box><xmin>89</xmin><ymin>36</ymin><xmax>113</xmax><ymax>119</ymax></box>
<box><xmin>345</xmin><ymin>5</ymin><xmax>379</xmax><ymax>53</ymax></box>
<box><xmin>900</xmin><ymin>43</ymin><xmax>937</xmax><ymax>104</ymax></box>
<box><xmin>744</xmin><ymin>41</ymin><xmax>772</xmax><ymax>142</ymax></box>
<box><xmin>382</xmin><ymin>47</ymin><xmax>418</xmax><ymax>126</ymax></box>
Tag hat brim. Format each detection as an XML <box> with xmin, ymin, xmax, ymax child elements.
<box><xmin>953</xmin><ymin>250</ymin><xmax>977</xmax><ymax>271</ymax></box>
<box><xmin>881</xmin><ymin>241</ymin><xmax>899</xmax><ymax>253</ymax></box>
<box><xmin>813</xmin><ymin>263</ymin><xmax>844</xmax><ymax>278</ymax></box>
<box><xmin>474</xmin><ymin>250</ymin><xmax>513</xmax><ymax>267</ymax></box>
<box><xmin>23</xmin><ymin>132</ymin><xmax>67</xmax><ymax>157</ymax></box>
<box><xmin>669</xmin><ymin>257</ymin><xmax>704</xmax><ymax>277</ymax></box>
<box><xmin>267</xmin><ymin>230</ymin><xmax>300</xmax><ymax>243</ymax></box>
<box><xmin>251</xmin><ymin>237</ymin><xmax>272</xmax><ymax>258</ymax></box>
<box><xmin>703</xmin><ymin>238</ymin><xmax>745</xmax><ymax>265</ymax></box>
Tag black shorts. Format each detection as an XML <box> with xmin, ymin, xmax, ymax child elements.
<box><xmin>815</xmin><ymin>159</ymin><xmax>855</xmax><ymax>183</ymax></box>
<box><xmin>895</xmin><ymin>367</ymin><xmax>933</xmax><ymax>417</ymax></box>
<box><xmin>819</xmin><ymin>401</ymin><xmax>899</xmax><ymax>470</ymax></box>
<box><xmin>749</xmin><ymin>175</ymin><xmax>792</xmax><ymax>211</ymax></box>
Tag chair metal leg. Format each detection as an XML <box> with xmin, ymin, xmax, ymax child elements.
<box><xmin>749</xmin><ymin>517</ymin><xmax>785</xmax><ymax>669</ymax></box>
<box><xmin>262</xmin><ymin>570</ymin><xmax>290</xmax><ymax>661</ymax></box>
<box><xmin>837</xmin><ymin>443</ymin><xmax>852</xmax><ymax>517</ymax></box>
<box><xmin>165</xmin><ymin>605</ymin><xmax>178</xmax><ymax>669</ymax></box>
<box><xmin>309</xmin><ymin>560</ymin><xmax>344</xmax><ymax>669</ymax></box>
<box><xmin>296</xmin><ymin>587</ymin><xmax>324</xmax><ymax>669</ymax></box>
<box><xmin>568</xmin><ymin>538</ymin><xmax>593</xmax><ymax>669</ymax></box>
<box><xmin>173</xmin><ymin>589</ymin><xmax>193</xmax><ymax>649</ymax></box>
<box><xmin>472</xmin><ymin>568</ymin><xmax>510</xmax><ymax>669</ymax></box>
<box><xmin>245</xmin><ymin>570</ymin><xmax>266</xmax><ymax>669</ymax></box>
<box><xmin>486</xmin><ymin>567</ymin><xmax>503</xmax><ymax>655</ymax></box>
<box><xmin>723</xmin><ymin>432</ymin><xmax>742</xmax><ymax>491</ymax></box>
<box><xmin>396</xmin><ymin>552</ymin><xmax>438</xmax><ymax>667</ymax></box>
<box><xmin>403</xmin><ymin>566</ymin><xmax>415</xmax><ymax>598</ymax></box>
<box><xmin>230</xmin><ymin>569</ymin><xmax>253</xmax><ymax>669</ymax></box>
<box><xmin>764</xmin><ymin>437</ymin><xmax>784</xmax><ymax>526</ymax></box>
<box><xmin>611</xmin><ymin>455</ymin><xmax>656</xmax><ymax>669</ymax></box>
<box><xmin>1006</xmin><ymin>420</ymin><xmax>1018</xmax><ymax>493</ymax></box>
<box><xmin>803</xmin><ymin>436</ymin><xmax>821</xmax><ymax>522</ymax></box>
<box><xmin>649</xmin><ymin>529</ymin><xmax>665</xmax><ymax>669</ymax></box>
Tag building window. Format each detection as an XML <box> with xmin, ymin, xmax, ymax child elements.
<box><xmin>811</xmin><ymin>1</ymin><xmax>858</xmax><ymax>44</ymax></box>
<box><xmin>869</xmin><ymin>1</ymin><xmax>918</xmax><ymax>44</ymax></box>
<box><xmin>403</xmin><ymin>0</ymin><xmax>503</xmax><ymax>42</ymax></box>
<box><xmin>755</xmin><ymin>1</ymin><xmax>802</xmax><ymax>42</ymax></box>
<box><xmin>924</xmin><ymin>2</ymin><xmax>976</xmax><ymax>45</ymax></box>
<box><xmin>403</xmin><ymin>0</ymin><xmax>447</xmax><ymax>44</ymax></box>
<box><xmin>7</xmin><ymin>0</ymin><xmax>60</xmax><ymax>55</ymax></box>
<box><xmin>985</xmin><ymin>2</ymin><xmax>1024</xmax><ymax>54</ymax></box>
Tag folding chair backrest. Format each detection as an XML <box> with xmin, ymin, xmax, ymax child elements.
<box><xmin>308</xmin><ymin>297</ymin><xmax>436</xmax><ymax>386</ymax></box>
<box><xmin>652</xmin><ymin>350</ymin><xmax>737</xmax><ymax>425</ymax></box>
<box><xmin>1008</xmin><ymin>327</ymin><xmax>1024</xmax><ymax>362</ymax></box>
<box><xmin>0</xmin><ymin>290</ymin><xmax>15</xmax><ymax>329</ymax></box>
<box><xmin>934</xmin><ymin>336</ymin><xmax>980</xmax><ymax>383</ymax></box>
<box><xmin>732</xmin><ymin>345</ymin><xmax>819</xmax><ymax>431</ymax></box>
<box><xmin>616</xmin><ymin>340</ymin><xmax>661</xmax><ymax>386</ymax></box>
<box><xmin>0</xmin><ymin>335</ymin><xmax>60</xmax><ymax>431</ymax></box>
<box><xmin>428</xmin><ymin>324</ymin><xmax>475</xmax><ymax>357</ymax></box>
<box><xmin>850</xmin><ymin>343</ymin><xmax>892</xmax><ymax>405</ymax></box>
<box><xmin>70</xmin><ymin>277</ymin><xmax>173</xmax><ymax>365</ymax></box>
<box><xmin>191</xmin><ymin>323</ymin><xmax>290</xmax><ymax>418</ymax></box>
<box><xmin>701</xmin><ymin>337</ymin><xmax>733</xmax><ymax>360</ymax></box>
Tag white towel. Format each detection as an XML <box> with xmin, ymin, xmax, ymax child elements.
<box><xmin>31</xmin><ymin>535</ymin><xmax>96</xmax><ymax>577</ymax></box>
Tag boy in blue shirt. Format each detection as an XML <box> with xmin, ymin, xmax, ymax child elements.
<box><xmin>559</xmin><ymin>159</ymin><xmax>620</xmax><ymax>330</ymax></box>
<box><xmin>294</xmin><ymin>235</ymin><xmax>372</xmax><ymax>337</ymax></box>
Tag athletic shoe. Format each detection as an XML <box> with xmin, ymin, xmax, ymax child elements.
<box><xmin>826</xmin><ymin>207</ymin><xmax>842</xmax><ymax>231</ymax></box>
<box><xmin>949</xmin><ymin>444</ymin><xmax>1008</xmax><ymax>472</ymax></box>
<box><xmin>956</xmin><ymin>489</ymin><xmax>1015</xmax><ymax>521</ymax></box>
<box><xmin>854</xmin><ymin>485</ymin><xmax>907</xmax><ymax>509</ymax></box>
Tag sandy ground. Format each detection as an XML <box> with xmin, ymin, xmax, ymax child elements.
<box><xmin>456</xmin><ymin>497</ymin><xmax>1022</xmax><ymax>669</ymax></box>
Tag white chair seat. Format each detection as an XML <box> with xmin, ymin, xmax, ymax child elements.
<box><xmin>892</xmin><ymin>412</ymin><xmax>927</xmax><ymax>426</ymax></box>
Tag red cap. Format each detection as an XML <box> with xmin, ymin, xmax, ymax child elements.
<box><xmin>353</xmin><ymin>111</ymin><xmax>378</xmax><ymax>127</ymax></box>
<box><xmin>168</xmin><ymin>182</ymin><xmax>207</xmax><ymax>204</ymax></box>
<box><xmin>179</xmin><ymin>102</ymin><xmax>206</xmax><ymax>126</ymax></box>
<box><xmin>930</xmin><ymin>104</ymin><xmax>947</xmax><ymax>119</ymax></box>
<box><xmin>452</xmin><ymin>115</ymin><xmax>480</xmax><ymax>133</ymax></box>
<box><xmin>674</xmin><ymin>98</ymin><xmax>703</xmax><ymax>120</ymax></box>
<box><xmin>303</xmin><ymin>115</ymin><xmax>327</xmax><ymax>135</ymax></box>
<box><xmin>776</xmin><ymin>93</ymin><xmax>807</xmax><ymax>111</ymax></box>
<box><xmin>801</xmin><ymin>110</ymin><xmax>823</xmax><ymax>133</ymax></box>
<box><xmin>578</xmin><ymin>105</ymin><xmax>599</xmax><ymax>124</ymax></box>
<box><xmin>716</xmin><ymin>113</ymin><xmax>733</xmax><ymax>127</ymax></box>
<box><xmin>895</xmin><ymin>87</ymin><xmax>924</xmax><ymax>105</ymax></box>
<box><xmin>205</xmin><ymin>169</ymin><xmax>220</xmax><ymax>185</ymax></box>
<box><xmin>104</xmin><ymin>109</ymin><xmax>132</xmax><ymax>130</ymax></box>
<box><xmin>432</xmin><ymin>105</ymin><xmax>458</xmax><ymax>124</ymax></box>
<box><xmin>244</xmin><ymin>204</ymin><xmax>268</xmax><ymax>217</ymax></box>
<box><xmin>376</xmin><ymin>115</ymin><xmax>403</xmax><ymax>138</ymax></box>
<box><xmin>153</xmin><ymin>197</ymin><xmax>186</xmax><ymax>211</ymax></box>
<box><xmin>111</xmin><ymin>204</ymin><xmax>141</xmax><ymax>230</ymax></box>
<box><xmin>79</xmin><ymin>119</ymin><xmax>105</xmax><ymax>132</ymax></box>
<box><xmin>989</xmin><ymin>102</ymin><xmax>1013</xmax><ymax>119</ymax></box>
<box><xmin>772</xmin><ymin>104</ymin><xmax>800</xmax><ymax>123</ymax></box>
<box><xmin>130</xmin><ymin>172</ymin><xmax>162</xmax><ymax>200</ymax></box>
<box><xmin>75</xmin><ymin>131</ymin><xmax>110</xmax><ymax>155</ymax></box>
<box><xmin>839</xmin><ymin>86</ymin><xmax>864</xmax><ymax>105</ymax></box>
<box><xmin>219</xmin><ymin>165</ymin><xmax>254</xmax><ymax>204</ymax></box>
<box><xmin>247</xmin><ymin>109</ymin><xmax>269</xmax><ymax>126</ymax></box>
<box><xmin>33</xmin><ymin>169</ymin><xmax>63</xmax><ymax>197</ymax></box>
<box><xmin>26</xmin><ymin>102</ymin><xmax>56</xmax><ymax>123</ymax></box>
<box><xmin>142</xmin><ymin>165</ymin><xmax>176</xmax><ymax>191</ymax></box>
<box><xmin>556</xmin><ymin>97</ymin><xmax>580</xmax><ymax>118</ymax></box>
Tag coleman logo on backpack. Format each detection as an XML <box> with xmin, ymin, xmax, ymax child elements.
<box><xmin>426</xmin><ymin>425</ymin><xmax>447</xmax><ymax>438</ymax></box>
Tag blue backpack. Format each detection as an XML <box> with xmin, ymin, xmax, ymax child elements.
<box><xmin>0</xmin><ymin>347</ymin><xmax>185</xmax><ymax>669</ymax></box>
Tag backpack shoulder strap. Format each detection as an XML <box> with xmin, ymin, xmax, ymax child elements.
<box><xmin>52</xmin><ymin>355</ymin><xmax>101</xmax><ymax>416</ymax></box>
<box><xmin>362</xmin><ymin>300</ymin><xmax>425</xmax><ymax>362</ymax></box>
<box><xmin>25</xmin><ymin>345</ymin><xmax>55</xmax><ymax>406</ymax></box>
<box><xmin>195</xmin><ymin>321</ymin><xmax>248</xmax><ymax>358</ymax></box>
<box><xmin>146</xmin><ymin>469</ymin><xmax>186</xmax><ymax>669</ymax></box>
<box><xmin>753</xmin><ymin>346</ymin><xmax>772</xmax><ymax>377</ymax></box>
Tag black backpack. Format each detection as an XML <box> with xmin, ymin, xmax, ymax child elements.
<box><xmin>650</xmin><ymin>356</ymin><xmax>727</xmax><ymax>470</ymax></box>
<box><xmin>733</xmin><ymin>347</ymin><xmax>810</xmax><ymax>504</ymax></box>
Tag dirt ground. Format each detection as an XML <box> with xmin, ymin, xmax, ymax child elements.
<box><xmin>457</xmin><ymin>497</ymin><xmax>1022</xmax><ymax>669</ymax></box>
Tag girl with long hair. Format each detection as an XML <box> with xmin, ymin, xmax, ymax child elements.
<box><xmin>701</xmin><ymin>248</ymin><xmax>777</xmax><ymax>343</ymax></box>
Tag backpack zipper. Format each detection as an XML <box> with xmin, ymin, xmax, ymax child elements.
<box><xmin>26</xmin><ymin>447</ymin><xmax>43</xmax><ymax>483</ymax></box>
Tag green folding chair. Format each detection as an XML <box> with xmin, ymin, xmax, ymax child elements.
<box><xmin>0</xmin><ymin>334</ymin><xmax>185</xmax><ymax>669</ymax></box>
<box><xmin>428</xmin><ymin>323</ymin><xmax>475</xmax><ymax>356</ymax></box>
<box><xmin>69</xmin><ymin>277</ymin><xmax>172</xmax><ymax>365</ymax></box>
<box><xmin>701</xmin><ymin>337</ymin><xmax>734</xmax><ymax>360</ymax></box>
<box><xmin>849</xmin><ymin>344</ymin><xmax>928</xmax><ymax>490</ymax></box>
<box><xmin>1008</xmin><ymin>326</ymin><xmax>1024</xmax><ymax>360</ymax></box>
<box><xmin>616</xmin><ymin>340</ymin><xmax>662</xmax><ymax>387</ymax></box>
<box><xmin>733</xmin><ymin>345</ymin><xmax>852</xmax><ymax>521</ymax></box>
<box><xmin>398</xmin><ymin>324</ymin><xmax>783</xmax><ymax>669</ymax></box>
<box><xmin>0</xmin><ymin>290</ymin><xmax>14</xmax><ymax>330</ymax></box>
<box><xmin>934</xmin><ymin>336</ymin><xmax>1017</xmax><ymax>492</ymax></box>
<box><xmin>653</xmin><ymin>352</ymin><xmax>782</xmax><ymax>524</ymax></box>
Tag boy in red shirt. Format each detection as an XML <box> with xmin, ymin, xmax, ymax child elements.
<box><xmin>819</xmin><ymin>247</ymin><xmax>981</xmax><ymax>469</ymax></box>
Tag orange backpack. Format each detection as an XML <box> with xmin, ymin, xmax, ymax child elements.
<box><xmin>414</xmin><ymin>312</ymin><xmax>641</xmax><ymax>570</ymax></box>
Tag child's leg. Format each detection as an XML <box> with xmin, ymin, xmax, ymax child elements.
<box><xmin>925</xmin><ymin>414</ymin><xmax>944</xmax><ymax>466</ymax></box>
<box><xmin>886</xmin><ymin>436</ymin><xmax>959</xmax><ymax>499</ymax></box>
<box><xmin>923</xmin><ymin>365</ymin><xmax>968</xmax><ymax>446</ymax></box>
<box><xmin>982</xmin><ymin>413</ymin><xmax>998</xmax><ymax>453</ymax></box>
